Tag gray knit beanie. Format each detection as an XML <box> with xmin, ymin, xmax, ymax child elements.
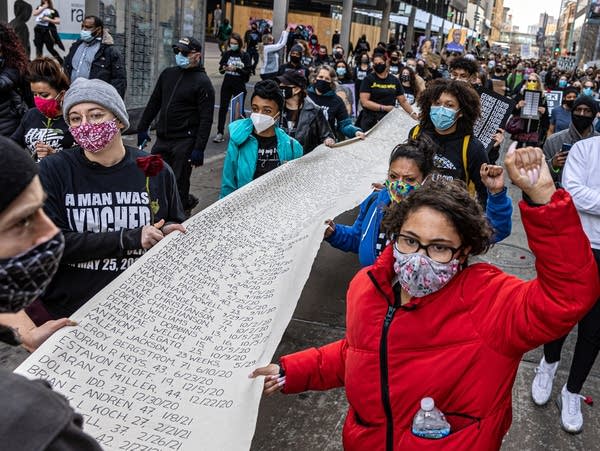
<box><xmin>63</xmin><ymin>78</ymin><xmax>130</xmax><ymax>130</ymax></box>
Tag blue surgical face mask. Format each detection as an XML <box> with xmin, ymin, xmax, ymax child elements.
<box><xmin>230</xmin><ymin>44</ymin><xmax>239</xmax><ymax>51</ymax></box>
<box><xmin>430</xmin><ymin>105</ymin><xmax>460</xmax><ymax>131</ymax></box>
<box><xmin>80</xmin><ymin>30</ymin><xmax>95</xmax><ymax>42</ymax></box>
<box><xmin>336</xmin><ymin>67</ymin><xmax>347</xmax><ymax>77</ymax></box>
<box><xmin>583</xmin><ymin>87</ymin><xmax>594</xmax><ymax>96</ymax></box>
<box><xmin>559</xmin><ymin>79</ymin><xmax>568</xmax><ymax>88</ymax></box>
<box><xmin>175</xmin><ymin>53</ymin><xmax>190</xmax><ymax>68</ymax></box>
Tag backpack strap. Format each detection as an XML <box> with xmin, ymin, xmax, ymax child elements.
<box><xmin>411</xmin><ymin>124</ymin><xmax>421</xmax><ymax>140</ymax></box>
<box><xmin>462</xmin><ymin>135</ymin><xmax>471</xmax><ymax>185</ymax></box>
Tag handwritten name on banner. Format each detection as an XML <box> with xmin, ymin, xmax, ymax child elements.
<box><xmin>16</xmin><ymin>110</ymin><xmax>415</xmax><ymax>450</ymax></box>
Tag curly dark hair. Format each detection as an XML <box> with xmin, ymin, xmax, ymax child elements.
<box><xmin>449</xmin><ymin>57</ymin><xmax>479</xmax><ymax>76</ymax></box>
<box><xmin>416</xmin><ymin>79</ymin><xmax>481</xmax><ymax>135</ymax></box>
<box><xmin>389</xmin><ymin>136</ymin><xmax>438</xmax><ymax>178</ymax></box>
<box><xmin>383</xmin><ymin>179</ymin><xmax>493</xmax><ymax>256</ymax></box>
<box><xmin>251</xmin><ymin>79</ymin><xmax>284</xmax><ymax>113</ymax></box>
<box><xmin>0</xmin><ymin>23</ymin><xmax>28</xmax><ymax>76</ymax></box>
<box><xmin>27</xmin><ymin>57</ymin><xmax>70</xmax><ymax>92</ymax></box>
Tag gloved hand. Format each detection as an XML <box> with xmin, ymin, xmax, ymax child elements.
<box><xmin>137</xmin><ymin>130</ymin><xmax>151</xmax><ymax>149</ymax></box>
<box><xmin>190</xmin><ymin>149</ymin><xmax>204</xmax><ymax>167</ymax></box>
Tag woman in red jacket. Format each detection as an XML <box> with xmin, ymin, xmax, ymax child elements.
<box><xmin>251</xmin><ymin>146</ymin><xmax>600</xmax><ymax>450</ymax></box>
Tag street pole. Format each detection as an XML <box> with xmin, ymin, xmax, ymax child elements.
<box><xmin>405</xmin><ymin>5</ymin><xmax>417</xmax><ymax>54</ymax></box>
<box><xmin>340</xmin><ymin>0</ymin><xmax>354</xmax><ymax>55</ymax></box>
<box><xmin>272</xmin><ymin>0</ymin><xmax>289</xmax><ymax>44</ymax></box>
<box><xmin>380</xmin><ymin>0</ymin><xmax>392</xmax><ymax>44</ymax></box>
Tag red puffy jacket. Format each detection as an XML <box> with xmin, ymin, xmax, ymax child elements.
<box><xmin>280</xmin><ymin>190</ymin><xmax>600</xmax><ymax>450</ymax></box>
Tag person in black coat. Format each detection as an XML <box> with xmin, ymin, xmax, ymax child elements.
<box><xmin>9</xmin><ymin>0</ymin><xmax>33</xmax><ymax>58</ymax></box>
<box><xmin>0</xmin><ymin>23</ymin><xmax>29</xmax><ymax>137</ymax></box>
<box><xmin>138</xmin><ymin>37</ymin><xmax>215</xmax><ymax>212</ymax></box>
<box><xmin>63</xmin><ymin>15</ymin><xmax>127</xmax><ymax>97</ymax></box>
<box><xmin>213</xmin><ymin>32</ymin><xmax>251</xmax><ymax>143</ymax></box>
<box><xmin>0</xmin><ymin>137</ymin><xmax>103</xmax><ymax>450</ymax></box>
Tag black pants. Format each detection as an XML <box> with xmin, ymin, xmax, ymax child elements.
<box><xmin>217</xmin><ymin>81</ymin><xmax>246</xmax><ymax>134</ymax></box>
<box><xmin>34</xmin><ymin>26</ymin><xmax>63</xmax><ymax>64</ymax></box>
<box><xmin>151</xmin><ymin>136</ymin><xmax>195</xmax><ymax>209</ymax></box>
<box><xmin>544</xmin><ymin>248</ymin><xmax>600</xmax><ymax>393</ymax></box>
<box><xmin>247</xmin><ymin>47</ymin><xmax>259</xmax><ymax>73</ymax></box>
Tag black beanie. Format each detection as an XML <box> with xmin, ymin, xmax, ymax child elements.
<box><xmin>572</xmin><ymin>95</ymin><xmax>599</xmax><ymax>117</ymax></box>
<box><xmin>0</xmin><ymin>137</ymin><xmax>38</xmax><ymax>213</ymax></box>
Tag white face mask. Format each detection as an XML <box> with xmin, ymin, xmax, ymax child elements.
<box><xmin>250</xmin><ymin>112</ymin><xmax>276</xmax><ymax>134</ymax></box>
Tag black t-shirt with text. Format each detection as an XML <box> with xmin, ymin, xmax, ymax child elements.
<box><xmin>360</xmin><ymin>73</ymin><xmax>405</xmax><ymax>107</ymax></box>
<box><xmin>253</xmin><ymin>133</ymin><xmax>280</xmax><ymax>179</ymax></box>
<box><xmin>38</xmin><ymin>146</ymin><xmax>185</xmax><ymax>318</ymax></box>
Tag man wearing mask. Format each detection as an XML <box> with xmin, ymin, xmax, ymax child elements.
<box><xmin>63</xmin><ymin>15</ymin><xmax>126</xmax><ymax>97</ymax></box>
<box><xmin>582</xmin><ymin>80</ymin><xmax>597</xmax><ymax>98</ymax></box>
<box><xmin>543</xmin><ymin>96</ymin><xmax>600</xmax><ymax>187</ymax></box>
<box><xmin>0</xmin><ymin>138</ymin><xmax>102</xmax><ymax>449</ymax></box>
<box><xmin>220</xmin><ymin>80</ymin><xmax>303</xmax><ymax>197</ymax></box>
<box><xmin>277</xmin><ymin>44</ymin><xmax>310</xmax><ymax>79</ymax></box>
<box><xmin>548</xmin><ymin>86</ymin><xmax>579</xmax><ymax>136</ymax></box>
<box><xmin>138</xmin><ymin>37</ymin><xmax>215</xmax><ymax>214</ymax></box>
<box><xmin>244</xmin><ymin>22</ymin><xmax>261</xmax><ymax>75</ymax></box>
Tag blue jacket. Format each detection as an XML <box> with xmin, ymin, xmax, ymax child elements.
<box><xmin>220</xmin><ymin>118</ymin><xmax>303</xmax><ymax>198</ymax></box>
<box><xmin>327</xmin><ymin>187</ymin><xmax>513</xmax><ymax>267</ymax></box>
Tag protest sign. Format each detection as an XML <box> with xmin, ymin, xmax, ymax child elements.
<box><xmin>230</xmin><ymin>92</ymin><xmax>245</xmax><ymax>123</ymax></box>
<box><xmin>521</xmin><ymin>90</ymin><xmax>541</xmax><ymax>119</ymax></box>
<box><xmin>545</xmin><ymin>90</ymin><xmax>563</xmax><ymax>117</ymax></box>
<box><xmin>473</xmin><ymin>89</ymin><xmax>515</xmax><ymax>151</ymax></box>
<box><xmin>15</xmin><ymin>110</ymin><xmax>416</xmax><ymax>451</ymax></box>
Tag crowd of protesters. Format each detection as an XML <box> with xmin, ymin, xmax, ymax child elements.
<box><xmin>1</xmin><ymin>12</ymin><xmax>600</xmax><ymax>450</ymax></box>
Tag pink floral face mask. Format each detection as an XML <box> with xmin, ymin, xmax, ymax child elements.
<box><xmin>393</xmin><ymin>246</ymin><xmax>460</xmax><ymax>298</ymax></box>
<box><xmin>69</xmin><ymin>119</ymin><xmax>119</xmax><ymax>153</ymax></box>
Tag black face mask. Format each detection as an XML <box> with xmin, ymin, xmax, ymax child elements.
<box><xmin>361</xmin><ymin>59</ymin><xmax>369</xmax><ymax>65</ymax></box>
<box><xmin>0</xmin><ymin>232</ymin><xmax>64</xmax><ymax>313</ymax></box>
<box><xmin>572</xmin><ymin>114</ymin><xmax>594</xmax><ymax>133</ymax></box>
<box><xmin>563</xmin><ymin>99</ymin><xmax>575</xmax><ymax>109</ymax></box>
<box><xmin>281</xmin><ymin>86</ymin><xmax>294</xmax><ymax>99</ymax></box>
<box><xmin>400</xmin><ymin>74</ymin><xmax>410</xmax><ymax>83</ymax></box>
<box><xmin>373</xmin><ymin>63</ymin><xmax>387</xmax><ymax>74</ymax></box>
<box><xmin>315</xmin><ymin>79</ymin><xmax>332</xmax><ymax>93</ymax></box>
<box><xmin>290</xmin><ymin>55</ymin><xmax>301</xmax><ymax>64</ymax></box>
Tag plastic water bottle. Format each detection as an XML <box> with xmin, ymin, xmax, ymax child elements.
<box><xmin>411</xmin><ymin>397</ymin><xmax>451</xmax><ymax>439</ymax></box>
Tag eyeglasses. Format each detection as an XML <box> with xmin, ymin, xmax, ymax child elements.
<box><xmin>395</xmin><ymin>234</ymin><xmax>461</xmax><ymax>264</ymax></box>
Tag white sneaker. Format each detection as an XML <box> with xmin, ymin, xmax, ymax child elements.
<box><xmin>531</xmin><ymin>357</ymin><xmax>559</xmax><ymax>406</ymax></box>
<box><xmin>556</xmin><ymin>384</ymin><xmax>583</xmax><ymax>434</ymax></box>
<box><xmin>213</xmin><ymin>133</ymin><xmax>224</xmax><ymax>143</ymax></box>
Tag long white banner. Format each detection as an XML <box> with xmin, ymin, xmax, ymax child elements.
<box><xmin>16</xmin><ymin>110</ymin><xmax>414</xmax><ymax>450</ymax></box>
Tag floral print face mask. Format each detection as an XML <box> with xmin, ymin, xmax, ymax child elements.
<box><xmin>70</xmin><ymin>119</ymin><xmax>120</xmax><ymax>153</ymax></box>
<box><xmin>393</xmin><ymin>246</ymin><xmax>460</xmax><ymax>298</ymax></box>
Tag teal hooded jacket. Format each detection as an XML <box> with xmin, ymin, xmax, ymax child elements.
<box><xmin>220</xmin><ymin>118</ymin><xmax>303</xmax><ymax>198</ymax></box>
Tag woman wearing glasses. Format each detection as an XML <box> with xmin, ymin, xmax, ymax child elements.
<box><xmin>252</xmin><ymin>146</ymin><xmax>600</xmax><ymax>450</ymax></box>
<box><xmin>323</xmin><ymin>137</ymin><xmax>511</xmax><ymax>267</ymax></box>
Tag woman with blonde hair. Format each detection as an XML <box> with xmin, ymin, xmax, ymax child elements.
<box><xmin>507</xmin><ymin>72</ymin><xmax>549</xmax><ymax>148</ymax></box>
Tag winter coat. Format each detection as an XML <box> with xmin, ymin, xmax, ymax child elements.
<box><xmin>290</xmin><ymin>96</ymin><xmax>334</xmax><ymax>153</ymax></box>
<box><xmin>0</xmin><ymin>67</ymin><xmax>27</xmax><ymax>137</ymax></box>
<box><xmin>63</xmin><ymin>31</ymin><xmax>127</xmax><ymax>97</ymax></box>
<box><xmin>220</xmin><ymin>118</ymin><xmax>303</xmax><ymax>197</ymax></box>
<box><xmin>543</xmin><ymin>123</ymin><xmax>600</xmax><ymax>186</ymax></box>
<box><xmin>327</xmin><ymin>186</ymin><xmax>512</xmax><ymax>267</ymax></box>
<box><xmin>281</xmin><ymin>190</ymin><xmax>600</xmax><ymax>451</ymax></box>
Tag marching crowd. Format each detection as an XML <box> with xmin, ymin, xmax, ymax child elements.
<box><xmin>0</xmin><ymin>12</ymin><xmax>600</xmax><ymax>450</ymax></box>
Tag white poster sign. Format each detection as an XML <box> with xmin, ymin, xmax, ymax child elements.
<box><xmin>15</xmin><ymin>111</ymin><xmax>415</xmax><ymax>450</ymax></box>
